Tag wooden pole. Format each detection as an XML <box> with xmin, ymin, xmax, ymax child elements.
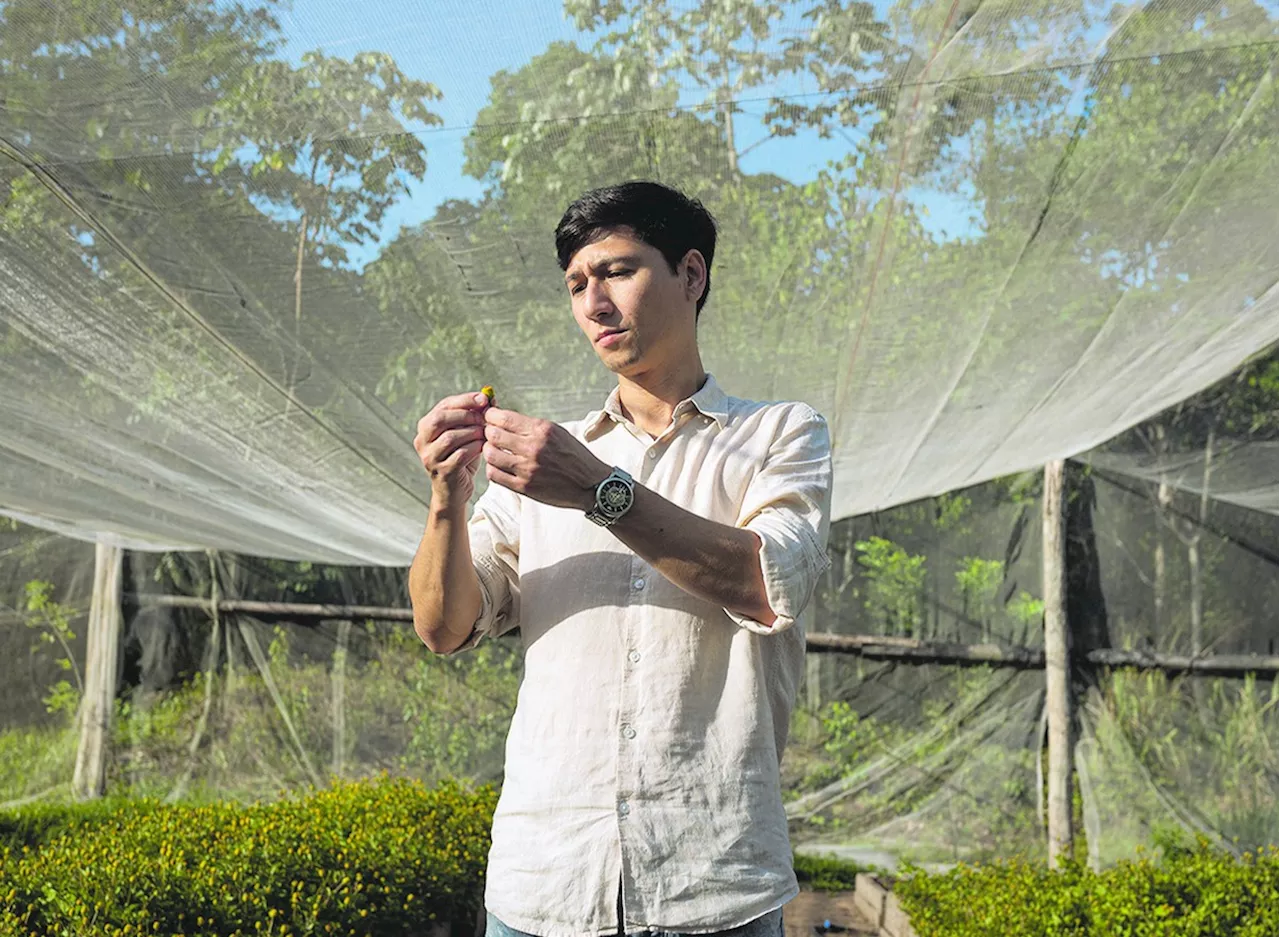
<box><xmin>332</xmin><ymin>619</ymin><xmax>351</xmax><ymax>779</ymax></box>
<box><xmin>134</xmin><ymin>595</ymin><xmax>414</xmax><ymax>622</ymax></box>
<box><xmin>1081</xmin><ymin>649</ymin><xmax>1277</xmax><ymax>678</ymax></box>
<box><xmin>1043</xmin><ymin>459</ymin><xmax>1073</xmax><ymax>867</ymax></box>
<box><xmin>805</xmin><ymin>632</ymin><xmax>1045</xmax><ymax>667</ymax></box>
<box><xmin>126</xmin><ymin>595</ymin><xmax>1279</xmax><ymax>678</ymax></box>
<box><xmin>73</xmin><ymin>542</ymin><xmax>123</xmax><ymax>801</ymax></box>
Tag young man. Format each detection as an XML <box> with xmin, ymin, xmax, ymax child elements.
<box><xmin>410</xmin><ymin>181</ymin><xmax>832</xmax><ymax>937</ymax></box>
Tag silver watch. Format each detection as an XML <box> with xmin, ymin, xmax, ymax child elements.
<box><xmin>585</xmin><ymin>467</ymin><xmax>635</xmax><ymax>527</ymax></box>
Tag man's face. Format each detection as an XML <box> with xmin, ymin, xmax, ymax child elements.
<box><xmin>563</xmin><ymin>230</ymin><xmax>702</xmax><ymax>377</ymax></box>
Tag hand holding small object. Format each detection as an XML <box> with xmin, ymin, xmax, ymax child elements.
<box><xmin>482</xmin><ymin>406</ymin><xmax>609</xmax><ymax>511</ymax></box>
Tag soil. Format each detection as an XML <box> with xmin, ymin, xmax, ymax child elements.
<box><xmin>783</xmin><ymin>889</ymin><xmax>878</xmax><ymax>937</ymax></box>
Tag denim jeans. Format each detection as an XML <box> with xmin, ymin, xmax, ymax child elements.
<box><xmin>484</xmin><ymin>906</ymin><xmax>785</xmax><ymax>937</ymax></box>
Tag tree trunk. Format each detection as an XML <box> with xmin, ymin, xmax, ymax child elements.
<box><xmin>73</xmin><ymin>542</ymin><xmax>124</xmax><ymax>800</ymax></box>
<box><xmin>294</xmin><ymin>214</ymin><xmax>308</xmax><ymax>331</ymax></box>
<box><xmin>1042</xmin><ymin>460</ymin><xmax>1073</xmax><ymax>867</ymax></box>
<box><xmin>721</xmin><ymin>83</ymin><xmax>739</xmax><ymax>175</ymax></box>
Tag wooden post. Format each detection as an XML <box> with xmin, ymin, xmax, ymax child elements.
<box><xmin>1043</xmin><ymin>460</ymin><xmax>1073</xmax><ymax>867</ymax></box>
<box><xmin>73</xmin><ymin>541</ymin><xmax>123</xmax><ymax>800</ymax></box>
<box><xmin>332</xmin><ymin>619</ymin><xmax>351</xmax><ymax>779</ymax></box>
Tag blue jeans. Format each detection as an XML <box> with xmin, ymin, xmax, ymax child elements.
<box><xmin>484</xmin><ymin>906</ymin><xmax>785</xmax><ymax>937</ymax></box>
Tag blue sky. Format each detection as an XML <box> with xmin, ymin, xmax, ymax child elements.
<box><xmin>270</xmin><ymin>0</ymin><xmax>989</xmax><ymax>268</ymax></box>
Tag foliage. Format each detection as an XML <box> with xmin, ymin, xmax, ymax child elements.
<box><xmin>897</xmin><ymin>844</ymin><xmax>1280</xmax><ymax>937</ymax></box>
<box><xmin>0</xmin><ymin>777</ymin><xmax>496</xmax><ymax>937</ymax></box>
<box><xmin>463</xmin><ymin>41</ymin><xmax>716</xmax><ymax>210</ymax></box>
<box><xmin>819</xmin><ymin>700</ymin><xmax>903</xmax><ymax>770</ymax></box>
<box><xmin>0</xmin><ymin>797</ymin><xmax>161</xmax><ymax>856</ymax></box>
<box><xmin>954</xmin><ymin>557</ymin><xmax>1004</xmax><ymax>638</ymax></box>
<box><xmin>400</xmin><ymin>641</ymin><xmax>521</xmax><ymax>781</ymax></box>
<box><xmin>0</xmin><ymin>725</ymin><xmax>77</xmax><ymax>805</ymax></box>
<box><xmin>202</xmin><ymin>49</ymin><xmax>441</xmax><ymax>267</ymax></box>
<box><xmin>792</xmin><ymin>851</ymin><xmax>878</xmax><ymax>891</ymax></box>
<box><xmin>1084</xmin><ymin>672</ymin><xmax>1279</xmax><ymax>853</ymax></box>
<box><xmin>21</xmin><ymin>581</ymin><xmax>81</xmax><ymax>716</ymax></box>
<box><xmin>854</xmin><ymin>536</ymin><xmax>927</xmax><ymax>636</ymax></box>
<box><xmin>792</xmin><ymin>667</ymin><xmax>1045</xmax><ymax>864</ymax></box>
<box><xmin>565</xmin><ymin>0</ymin><xmax>788</xmax><ymax>175</ymax></box>
<box><xmin>102</xmin><ymin>623</ymin><xmax>520</xmax><ymax>801</ymax></box>
<box><xmin>765</xmin><ymin>0</ymin><xmax>907</xmax><ymax>143</ymax></box>
<box><xmin>0</xmin><ymin>791</ymin><xmax>879</xmax><ymax>937</ymax></box>
<box><xmin>0</xmin><ymin>0</ymin><xmax>1277</xmax><ymax>884</ymax></box>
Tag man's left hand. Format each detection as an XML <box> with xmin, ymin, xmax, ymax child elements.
<box><xmin>482</xmin><ymin>408</ymin><xmax>609</xmax><ymax>511</ymax></box>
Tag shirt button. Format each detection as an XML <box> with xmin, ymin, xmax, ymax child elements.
<box><xmin>628</xmin><ymin>650</ymin><xmax>641</xmax><ymax>664</ymax></box>
<box><xmin>647</xmin><ymin>450</ymin><xmax>657</xmax><ymax>459</ymax></box>
<box><xmin>622</xmin><ymin>725</ymin><xmax>636</xmax><ymax>740</ymax></box>
<box><xmin>632</xmin><ymin>578</ymin><xmax>645</xmax><ymax>591</ymax></box>
<box><xmin>618</xmin><ymin>801</ymin><xmax>630</xmax><ymax>817</ymax></box>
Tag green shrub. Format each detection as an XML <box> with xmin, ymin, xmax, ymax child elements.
<box><xmin>897</xmin><ymin>843</ymin><xmax>1279</xmax><ymax>937</ymax></box>
<box><xmin>793</xmin><ymin>851</ymin><xmax>877</xmax><ymax>891</ymax></box>
<box><xmin>0</xmin><ymin>796</ymin><xmax>161</xmax><ymax>855</ymax></box>
<box><xmin>0</xmin><ymin>776</ymin><xmax>496</xmax><ymax>936</ymax></box>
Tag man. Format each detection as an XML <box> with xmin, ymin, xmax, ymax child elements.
<box><xmin>410</xmin><ymin>181</ymin><xmax>832</xmax><ymax>937</ymax></box>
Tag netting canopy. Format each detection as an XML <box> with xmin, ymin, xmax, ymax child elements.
<box><xmin>1</xmin><ymin>0</ymin><xmax>1276</xmax><ymax>561</ymax></box>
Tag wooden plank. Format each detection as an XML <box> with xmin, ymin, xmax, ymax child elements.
<box><xmin>853</xmin><ymin>873</ymin><xmax>887</xmax><ymax>929</ymax></box>
<box><xmin>881</xmin><ymin>892</ymin><xmax>918</xmax><ymax>937</ymax></box>
<box><xmin>1043</xmin><ymin>459</ymin><xmax>1073</xmax><ymax>868</ymax></box>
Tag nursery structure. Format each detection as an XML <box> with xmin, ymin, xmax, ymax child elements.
<box><xmin>1</xmin><ymin>0</ymin><xmax>1276</xmax><ymax>872</ymax></box>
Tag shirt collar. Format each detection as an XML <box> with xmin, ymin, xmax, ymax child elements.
<box><xmin>583</xmin><ymin>373</ymin><xmax>729</xmax><ymax>440</ymax></box>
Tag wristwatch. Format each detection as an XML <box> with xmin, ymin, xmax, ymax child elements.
<box><xmin>585</xmin><ymin>467</ymin><xmax>635</xmax><ymax>527</ymax></box>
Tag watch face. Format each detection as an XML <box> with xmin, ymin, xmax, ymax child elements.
<box><xmin>599</xmin><ymin>478</ymin><xmax>633</xmax><ymax>515</ymax></box>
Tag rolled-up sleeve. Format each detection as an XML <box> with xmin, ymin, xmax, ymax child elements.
<box><xmin>444</xmin><ymin>481</ymin><xmax>522</xmax><ymax>654</ymax></box>
<box><xmin>726</xmin><ymin>405</ymin><xmax>833</xmax><ymax>634</ymax></box>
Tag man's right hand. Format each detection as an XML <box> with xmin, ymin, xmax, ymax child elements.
<box><xmin>414</xmin><ymin>392</ymin><xmax>491</xmax><ymax>509</ymax></box>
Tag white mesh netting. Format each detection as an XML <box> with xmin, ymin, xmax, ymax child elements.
<box><xmin>1</xmin><ymin>0</ymin><xmax>1275</xmax><ymax>558</ymax></box>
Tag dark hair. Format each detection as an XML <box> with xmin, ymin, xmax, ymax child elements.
<box><xmin>555</xmin><ymin>181</ymin><xmax>718</xmax><ymax>315</ymax></box>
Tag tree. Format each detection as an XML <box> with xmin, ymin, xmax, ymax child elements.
<box><xmin>200</xmin><ymin>50</ymin><xmax>442</xmax><ymax>397</ymax></box>
<box><xmin>0</xmin><ymin>1</ymin><xmax>307</xmax><ymax>467</ymax></box>
<box><xmin>765</xmin><ymin>0</ymin><xmax>906</xmax><ymax>144</ymax></box>
<box><xmin>464</xmin><ymin>41</ymin><xmax>732</xmax><ymax>223</ymax></box>
<box><xmin>566</xmin><ymin>0</ymin><xmax>792</xmax><ymax>174</ymax></box>
<box><xmin>377</xmin><ymin>35</ymin><xmax>874</xmax><ymax>427</ymax></box>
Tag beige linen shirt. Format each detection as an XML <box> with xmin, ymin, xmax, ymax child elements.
<box><xmin>458</xmin><ymin>374</ymin><xmax>832</xmax><ymax>936</ymax></box>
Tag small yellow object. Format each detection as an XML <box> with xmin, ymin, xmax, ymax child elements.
<box><xmin>480</xmin><ymin>385</ymin><xmax>496</xmax><ymax>407</ymax></box>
